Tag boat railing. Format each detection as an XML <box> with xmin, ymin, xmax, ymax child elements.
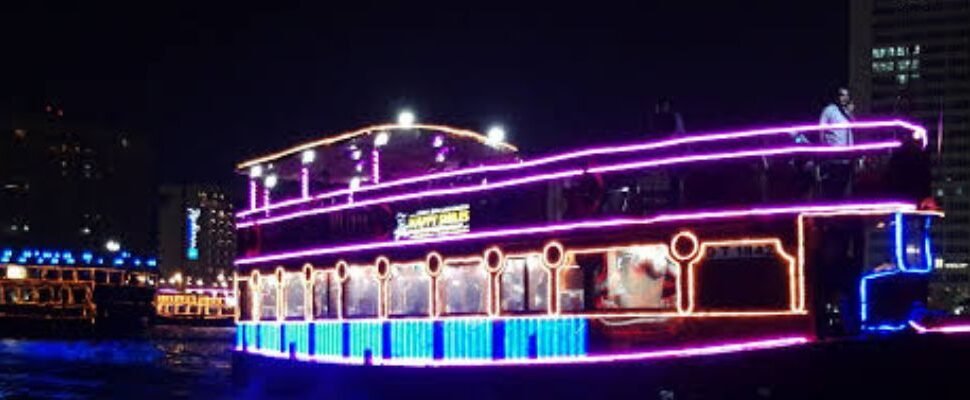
<box><xmin>236</xmin><ymin>120</ymin><xmax>925</xmax><ymax>227</ymax></box>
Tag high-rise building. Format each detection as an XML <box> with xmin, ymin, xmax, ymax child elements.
<box><xmin>158</xmin><ymin>185</ymin><xmax>236</xmax><ymax>289</ymax></box>
<box><xmin>0</xmin><ymin>103</ymin><xmax>156</xmax><ymax>254</ymax></box>
<box><xmin>851</xmin><ymin>0</ymin><xmax>970</xmax><ymax>309</ymax></box>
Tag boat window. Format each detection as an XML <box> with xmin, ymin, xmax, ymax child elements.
<box><xmin>343</xmin><ymin>266</ymin><xmax>379</xmax><ymax>318</ymax></box>
<box><xmin>95</xmin><ymin>271</ymin><xmax>108</xmax><ymax>283</ymax></box>
<box><xmin>23</xmin><ymin>288</ymin><xmax>36</xmax><ymax>303</ymax></box>
<box><xmin>387</xmin><ymin>263</ymin><xmax>430</xmax><ymax>317</ymax></box>
<box><xmin>693</xmin><ymin>243</ymin><xmax>789</xmax><ymax>311</ymax></box>
<box><xmin>42</xmin><ymin>269</ymin><xmax>58</xmax><ymax>280</ymax></box>
<box><xmin>259</xmin><ymin>277</ymin><xmax>279</xmax><ymax>320</ymax></box>
<box><xmin>38</xmin><ymin>287</ymin><xmax>53</xmax><ymax>303</ymax></box>
<box><xmin>561</xmin><ymin>245</ymin><xmax>679</xmax><ymax>312</ymax></box>
<box><xmin>78</xmin><ymin>270</ymin><xmax>92</xmax><ymax>281</ymax></box>
<box><xmin>327</xmin><ymin>276</ymin><xmax>340</xmax><ymax>318</ymax></box>
<box><xmin>558</xmin><ymin>264</ymin><xmax>585</xmax><ymax>312</ymax></box>
<box><xmin>72</xmin><ymin>287</ymin><xmax>89</xmax><ymax>304</ymax></box>
<box><xmin>237</xmin><ymin>281</ymin><xmax>253</xmax><ymax>321</ymax></box>
<box><xmin>500</xmin><ymin>255</ymin><xmax>549</xmax><ymax>314</ymax></box>
<box><xmin>6</xmin><ymin>287</ymin><xmax>20</xmax><ymax>304</ymax></box>
<box><xmin>312</xmin><ymin>273</ymin><xmax>332</xmax><ymax>319</ymax></box>
<box><xmin>283</xmin><ymin>273</ymin><xmax>306</xmax><ymax>320</ymax></box>
<box><xmin>438</xmin><ymin>259</ymin><xmax>488</xmax><ymax>315</ymax></box>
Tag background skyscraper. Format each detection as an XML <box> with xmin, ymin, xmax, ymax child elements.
<box><xmin>851</xmin><ymin>0</ymin><xmax>970</xmax><ymax>309</ymax></box>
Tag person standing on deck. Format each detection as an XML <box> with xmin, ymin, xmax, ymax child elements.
<box><xmin>818</xmin><ymin>87</ymin><xmax>856</xmax><ymax>199</ymax></box>
<box><xmin>819</xmin><ymin>87</ymin><xmax>854</xmax><ymax>146</ymax></box>
<box><xmin>650</xmin><ymin>97</ymin><xmax>686</xmax><ymax>136</ymax></box>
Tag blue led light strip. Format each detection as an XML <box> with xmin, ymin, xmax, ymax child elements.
<box><xmin>860</xmin><ymin>214</ymin><xmax>935</xmax><ymax>328</ymax></box>
<box><xmin>239</xmin><ymin>317</ymin><xmax>588</xmax><ymax>363</ymax></box>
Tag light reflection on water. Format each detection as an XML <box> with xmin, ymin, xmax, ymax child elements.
<box><xmin>0</xmin><ymin>326</ymin><xmax>236</xmax><ymax>400</ymax></box>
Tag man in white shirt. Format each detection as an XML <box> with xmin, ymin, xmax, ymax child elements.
<box><xmin>819</xmin><ymin>87</ymin><xmax>854</xmax><ymax>145</ymax></box>
<box><xmin>817</xmin><ymin>87</ymin><xmax>855</xmax><ymax>198</ymax></box>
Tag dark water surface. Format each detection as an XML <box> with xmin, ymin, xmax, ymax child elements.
<box><xmin>0</xmin><ymin>326</ymin><xmax>235</xmax><ymax>400</ymax></box>
<box><xmin>2</xmin><ymin>328</ymin><xmax>970</xmax><ymax>400</ymax></box>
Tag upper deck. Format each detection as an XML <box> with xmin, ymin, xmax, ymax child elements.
<box><xmin>235</xmin><ymin>120</ymin><xmax>929</xmax><ymax>265</ymax></box>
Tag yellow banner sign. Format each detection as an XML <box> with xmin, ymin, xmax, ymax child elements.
<box><xmin>395</xmin><ymin>204</ymin><xmax>470</xmax><ymax>240</ymax></box>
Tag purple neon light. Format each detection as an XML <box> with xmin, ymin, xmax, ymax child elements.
<box><xmin>589</xmin><ymin>142</ymin><xmax>898</xmax><ymax>174</ymax></box>
<box><xmin>909</xmin><ymin>320</ymin><xmax>970</xmax><ymax>334</ymax></box>
<box><xmin>301</xmin><ymin>167</ymin><xmax>310</xmax><ymax>199</ymax></box>
<box><xmin>237</xmin><ymin>141</ymin><xmax>900</xmax><ymax>228</ymax></box>
<box><xmin>238</xmin><ymin>169</ymin><xmax>584</xmax><ymax>228</ymax></box>
<box><xmin>240</xmin><ymin>335</ymin><xmax>809</xmax><ymax>367</ymax></box>
<box><xmin>237</xmin><ymin>119</ymin><xmax>922</xmax><ymax>218</ymax></box>
<box><xmin>372</xmin><ymin>149</ymin><xmax>380</xmax><ymax>184</ymax></box>
<box><xmin>249</xmin><ymin>179</ymin><xmax>258</xmax><ymax>210</ymax></box>
<box><xmin>235</xmin><ymin>201</ymin><xmax>915</xmax><ymax>265</ymax></box>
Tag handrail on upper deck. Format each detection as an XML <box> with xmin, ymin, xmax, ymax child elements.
<box><xmin>237</xmin><ymin>120</ymin><xmax>926</xmax><ymax>222</ymax></box>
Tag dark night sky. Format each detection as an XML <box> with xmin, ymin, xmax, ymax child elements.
<box><xmin>1</xmin><ymin>1</ymin><xmax>847</xmax><ymax>185</ymax></box>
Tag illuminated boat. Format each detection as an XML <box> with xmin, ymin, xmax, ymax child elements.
<box><xmin>0</xmin><ymin>248</ymin><xmax>157</xmax><ymax>335</ymax></box>
<box><xmin>232</xmin><ymin>119</ymin><xmax>959</xmax><ymax>368</ymax></box>
<box><xmin>155</xmin><ymin>287</ymin><xmax>236</xmax><ymax>326</ymax></box>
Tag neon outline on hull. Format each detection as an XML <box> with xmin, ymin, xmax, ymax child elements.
<box><xmin>684</xmin><ymin>238</ymin><xmax>797</xmax><ymax>314</ymax></box>
<box><xmin>236</xmin><ymin>328</ymin><xmax>809</xmax><ymax>367</ymax></box>
<box><xmin>236</xmin><ymin>201</ymin><xmax>916</xmax><ymax>266</ymax></box>
<box><xmin>909</xmin><ymin>321</ymin><xmax>970</xmax><ymax>334</ymax></box>
<box><xmin>859</xmin><ymin>214</ymin><xmax>935</xmax><ymax>327</ymax></box>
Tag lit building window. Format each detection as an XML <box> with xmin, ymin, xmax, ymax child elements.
<box><xmin>872</xmin><ymin>61</ymin><xmax>895</xmax><ymax>73</ymax></box>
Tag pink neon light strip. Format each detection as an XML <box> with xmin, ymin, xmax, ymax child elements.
<box><xmin>372</xmin><ymin>149</ymin><xmax>380</xmax><ymax>184</ymax></box>
<box><xmin>237</xmin><ymin>141</ymin><xmax>899</xmax><ymax>228</ymax></box>
<box><xmin>240</xmin><ymin>335</ymin><xmax>810</xmax><ymax>367</ymax></box>
<box><xmin>249</xmin><ymin>179</ymin><xmax>257</xmax><ymax>210</ymax></box>
<box><xmin>589</xmin><ymin>142</ymin><xmax>897</xmax><ymax>174</ymax></box>
<box><xmin>237</xmin><ymin>119</ymin><xmax>922</xmax><ymax>218</ymax></box>
<box><xmin>235</xmin><ymin>201</ymin><xmax>915</xmax><ymax>265</ymax></box>
<box><xmin>909</xmin><ymin>321</ymin><xmax>970</xmax><ymax>334</ymax></box>
<box><xmin>301</xmin><ymin>167</ymin><xmax>309</xmax><ymax>199</ymax></box>
<box><xmin>238</xmin><ymin>169</ymin><xmax>584</xmax><ymax>228</ymax></box>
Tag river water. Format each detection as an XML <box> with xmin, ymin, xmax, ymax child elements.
<box><xmin>0</xmin><ymin>326</ymin><xmax>237</xmax><ymax>399</ymax></box>
<box><xmin>2</xmin><ymin>327</ymin><xmax>969</xmax><ymax>399</ymax></box>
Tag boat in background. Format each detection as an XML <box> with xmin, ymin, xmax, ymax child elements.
<box><xmin>0</xmin><ymin>248</ymin><xmax>157</xmax><ymax>337</ymax></box>
<box><xmin>156</xmin><ymin>287</ymin><xmax>235</xmax><ymax>327</ymax></box>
